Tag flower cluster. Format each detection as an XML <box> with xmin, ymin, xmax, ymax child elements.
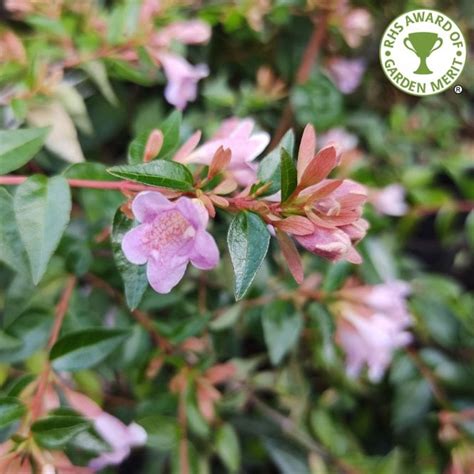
<box><xmin>122</xmin><ymin>121</ymin><xmax>368</xmax><ymax>294</ymax></box>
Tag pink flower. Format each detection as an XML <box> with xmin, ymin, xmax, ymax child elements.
<box><xmin>89</xmin><ymin>413</ymin><xmax>147</xmax><ymax>470</ymax></box>
<box><xmin>122</xmin><ymin>191</ymin><xmax>219</xmax><ymax>293</ymax></box>
<box><xmin>157</xmin><ymin>53</ymin><xmax>209</xmax><ymax>110</ymax></box>
<box><xmin>319</xmin><ymin>127</ymin><xmax>358</xmax><ymax>154</ymax></box>
<box><xmin>184</xmin><ymin>118</ymin><xmax>270</xmax><ymax>186</ymax></box>
<box><xmin>326</xmin><ymin>57</ymin><xmax>366</xmax><ymax>94</ymax></box>
<box><xmin>146</xmin><ymin>19</ymin><xmax>211</xmax><ymax>109</ymax></box>
<box><xmin>288</xmin><ymin>125</ymin><xmax>368</xmax><ymax>264</ymax></box>
<box><xmin>152</xmin><ymin>20</ymin><xmax>211</xmax><ymax>47</ymax></box>
<box><xmin>65</xmin><ymin>389</ymin><xmax>147</xmax><ymax>471</ymax></box>
<box><xmin>334</xmin><ymin>281</ymin><xmax>412</xmax><ymax>381</ymax></box>
<box><xmin>340</xmin><ymin>8</ymin><xmax>373</xmax><ymax>48</ymax></box>
<box><xmin>369</xmin><ymin>184</ymin><xmax>408</xmax><ymax>216</ymax></box>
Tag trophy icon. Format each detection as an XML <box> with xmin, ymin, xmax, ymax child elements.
<box><xmin>403</xmin><ymin>32</ymin><xmax>443</xmax><ymax>74</ymax></box>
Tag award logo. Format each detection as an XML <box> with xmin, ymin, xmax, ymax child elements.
<box><xmin>380</xmin><ymin>9</ymin><xmax>466</xmax><ymax>96</ymax></box>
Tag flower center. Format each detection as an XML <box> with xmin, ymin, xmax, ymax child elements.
<box><xmin>143</xmin><ymin>210</ymin><xmax>195</xmax><ymax>253</ymax></box>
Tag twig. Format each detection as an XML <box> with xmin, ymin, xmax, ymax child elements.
<box><xmin>406</xmin><ymin>347</ymin><xmax>451</xmax><ymax>408</ymax></box>
<box><xmin>250</xmin><ymin>394</ymin><xmax>355</xmax><ymax>473</ymax></box>
<box><xmin>30</xmin><ymin>276</ymin><xmax>77</xmax><ymax>421</ymax></box>
<box><xmin>48</xmin><ymin>276</ymin><xmax>76</xmax><ymax>349</ymax></box>
<box><xmin>0</xmin><ymin>175</ymin><xmax>152</xmax><ymax>192</ymax></box>
<box><xmin>85</xmin><ymin>273</ymin><xmax>171</xmax><ymax>351</ymax></box>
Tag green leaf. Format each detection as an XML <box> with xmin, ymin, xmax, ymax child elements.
<box><xmin>156</xmin><ymin>110</ymin><xmax>182</xmax><ymax>161</ymax></box>
<box><xmin>257</xmin><ymin>130</ymin><xmax>294</xmax><ymax>196</ymax></box>
<box><xmin>0</xmin><ymin>311</ymin><xmax>53</xmax><ymax>362</ymax></box>
<box><xmin>291</xmin><ymin>73</ymin><xmax>343</xmax><ymax>131</ymax></box>
<box><xmin>0</xmin><ymin>188</ymin><xmax>29</xmax><ymax>275</ymax></box>
<box><xmin>14</xmin><ymin>175</ymin><xmax>71</xmax><ymax>284</ymax></box>
<box><xmin>0</xmin><ymin>128</ymin><xmax>49</xmax><ymax>175</ymax></box>
<box><xmin>32</xmin><ymin>415</ymin><xmax>90</xmax><ymax>449</ymax></box>
<box><xmin>81</xmin><ymin>60</ymin><xmax>118</xmax><ymax>106</ymax></box>
<box><xmin>0</xmin><ymin>331</ymin><xmax>22</xmax><ymax>350</ymax></box>
<box><xmin>215</xmin><ymin>423</ymin><xmax>241</xmax><ymax>472</ymax></box>
<box><xmin>227</xmin><ymin>212</ymin><xmax>270</xmax><ymax>300</ymax></box>
<box><xmin>262</xmin><ymin>301</ymin><xmax>303</xmax><ymax>365</ymax></box>
<box><xmin>50</xmin><ymin>328</ymin><xmax>129</xmax><ymax>372</ymax></box>
<box><xmin>263</xmin><ymin>437</ymin><xmax>310</xmax><ymax>474</ymax></box>
<box><xmin>280</xmin><ymin>148</ymin><xmax>297</xmax><ymax>202</ymax></box>
<box><xmin>128</xmin><ymin>130</ymin><xmax>151</xmax><ymax>165</ymax></box>
<box><xmin>0</xmin><ymin>397</ymin><xmax>26</xmax><ymax>428</ymax></box>
<box><xmin>111</xmin><ymin>209</ymin><xmax>148</xmax><ymax>310</ymax></box>
<box><xmin>129</xmin><ymin>111</ymin><xmax>181</xmax><ymax>164</ymax></box>
<box><xmin>139</xmin><ymin>415</ymin><xmax>180</xmax><ymax>450</ymax></box>
<box><xmin>108</xmin><ymin>160</ymin><xmax>193</xmax><ymax>190</ymax></box>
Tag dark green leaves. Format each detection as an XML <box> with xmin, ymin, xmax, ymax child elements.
<box><xmin>262</xmin><ymin>301</ymin><xmax>303</xmax><ymax>365</ymax></box>
<box><xmin>112</xmin><ymin>209</ymin><xmax>148</xmax><ymax>310</ymax></box>
<box><xmin>108</xmin><ymin>160</ymin><xmax>193</xmax><ymax>190</ymax></box>
<box><xmin>0</xmin><ymin>127</ymin><xmax>49</xmax><ymax>174</ymax></box>
<box><xmin>0</xmin><ymin>397</ymin><xmax>26</xmax><ymax>428</ymax></box>
<box><xmin>32</xmin><ymin>415</ymin><xmax>90</xmax><ymax>449</ymax></box>
<box><xmin>257</xmin><ymin>130</ymin><xmax>294</xmax><ymax>196</ymax></box>
<box><xmin>14</xmin><ymin>175</ymin><xmax>71</xmax><ymax>284</ymax></box>
<box><xmin>227</xmin><ymin>212</ymin><xmax>270</xmax><ymax>300</ymax></box>
<box><xmin>291</xmin><ymin>73</ymin><xmax>343</xmax><ymax>130</ymax></box>
<box><xmin>280</xmin><ymin>148</ymin><xmax>297</xmax><ymax>202</ymax></box>
<box><xmin>155</xmin><ymin>110</ymin><xmax>182</xmax><ymax>161</ymax></box>
<box><xmin>0</xmin><ymin>188</ymin><xmax>29</xmax><ymax>275</ymax></box>
<box><xmin>216</xmin><ymin>423</ymin><xmax>241</xmax><ymax>472</ymax></box>
<box><xmin>50</xmin><ymin>328</ymin><xmax>129</xmax><ymax>371</ymax></box>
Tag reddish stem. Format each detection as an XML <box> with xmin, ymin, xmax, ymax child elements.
<box><xmin>30</xmin><ymin>276</ymin><xmax>76</xmax><ymax>421</ymax></box>
<box><xmin>0</xmin><ymin>175</ymin><xmax>152</xmax><ymax>191</ymax></box>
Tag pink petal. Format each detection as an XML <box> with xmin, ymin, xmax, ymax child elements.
<box><xmin>146</xmin><ymin>256</ymin><xmax>188</xmax><ymax>293</ymax></box>
<box><xmin>296</xmin><ymin>226</ymin><xmax>351</xmax><ymax>261</ymax></box>
<box><xmin>190</xmin><ymin>230</ymin><xmax>219</xmax><ymax>270</ymax></box>
<box><xmin>297</xmin><ymin>124</ymin><xmax>316</xmax><ymax>180</ymax></box>
<box><xmin>159</xmin><ymin>53</ymin><xmax>208</xmax><ymax>110</ymax></box>
<box><xmin>176</xmin><ymin>197</ymin><xmax>209</xmax><ymax>229</ymax></box>
<box><xmin>121</xmin><ymin>225</ymin><xmax>150</xmax><ymax>265</ymax></box>
<box><xmin>132</xmin><ymin>191</ymin><xmax>173</xmax><ymax>223</ymax></box>
<box><xmin>163</xmin><ymin>20</ymin><xmax>211</xmax><ymax>44</ymax></box>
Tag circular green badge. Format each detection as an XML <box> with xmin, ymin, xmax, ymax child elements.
<box><xmin>380</xmin><ymin>9</ymin><xmax>466</xmax><ymax>96</ymax></box>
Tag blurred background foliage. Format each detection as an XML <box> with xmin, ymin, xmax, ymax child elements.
<box><xmin>0</xmin><ymin>0</ymin><xmax>473</xmax><ymax>473</ymax></box>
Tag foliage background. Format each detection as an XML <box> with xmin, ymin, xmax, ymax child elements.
<box><xmin>0</xmin><ymin>0</ymin><xmax>473</xmax><ymax>473</ymax></box>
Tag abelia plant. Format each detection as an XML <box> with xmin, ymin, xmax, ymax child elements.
<box><xmin>0</xmin><ymin>1</ymin><xmax>473</xmax><ymax>473</ymax></box>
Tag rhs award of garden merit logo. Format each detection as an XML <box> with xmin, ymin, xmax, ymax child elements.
<box><xmin>380</xmin><ymin>9</ymin><xmax>466</xmax><ymax>96</ymax></box>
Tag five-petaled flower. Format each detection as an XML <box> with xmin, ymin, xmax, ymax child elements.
<box><xmin>122</xmin><ymin>191</ymin><xmax>219</xmax><ymax>294</ymax></box>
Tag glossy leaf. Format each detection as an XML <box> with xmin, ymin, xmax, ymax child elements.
<box><xmin>108</xmin><ymin>160</ymin><xmax>193</xmax><ymax>190</ymax></box>
<box><xmin>14</xmin><ymin>175</ymin><xmax>71</xmax><ymax>284</ymax></box>
<box><xmin>227</xmin><ymin>212</ymin><xmax>270</xmax><ymax>300</ymax></box>
<box><xmin>262</xmin><ymin>300</ymin><xmax>303</xmax><ymax>365</ymax></box>
<box><xmin>111</xmin><ymin>209</ymin><xmax>148</xmax><ymax>310</ymax></box>
<box><xmin>280</xmin><ymin>148</ymin><xmax>297</xmax><ymax>202</ymax></box>
<box><xmin>50</xmin><ymin>328</ymin><xmax>129</xmax><ymax>372</ymax></box>
<box><xmin>216</xmin><ymin>423</ymin><xmax>241</xmax><ymax>472</ymax></box>
<box><xmin>32</xmin><ymin>415</ymin><xmax>90</xmax><ymax>449</ymax></box>
<box><xmin>257</xmin><ymin>130</ymin><xmax>294</xmax><ymax>196</ymax></box>
<box><xmin>0</xmin><ymin>188</ymin><xmax>29</xmax><ymax>276</ymax></box>
<box><xmin>0</xmin><ymin>127</ymin><xmax>49</xmax><ymax>175</ymax></box>
<box><xmin>0</xmin><ymin>397</ymin><xmax>26</xmax><ymax>428</ymax></box>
